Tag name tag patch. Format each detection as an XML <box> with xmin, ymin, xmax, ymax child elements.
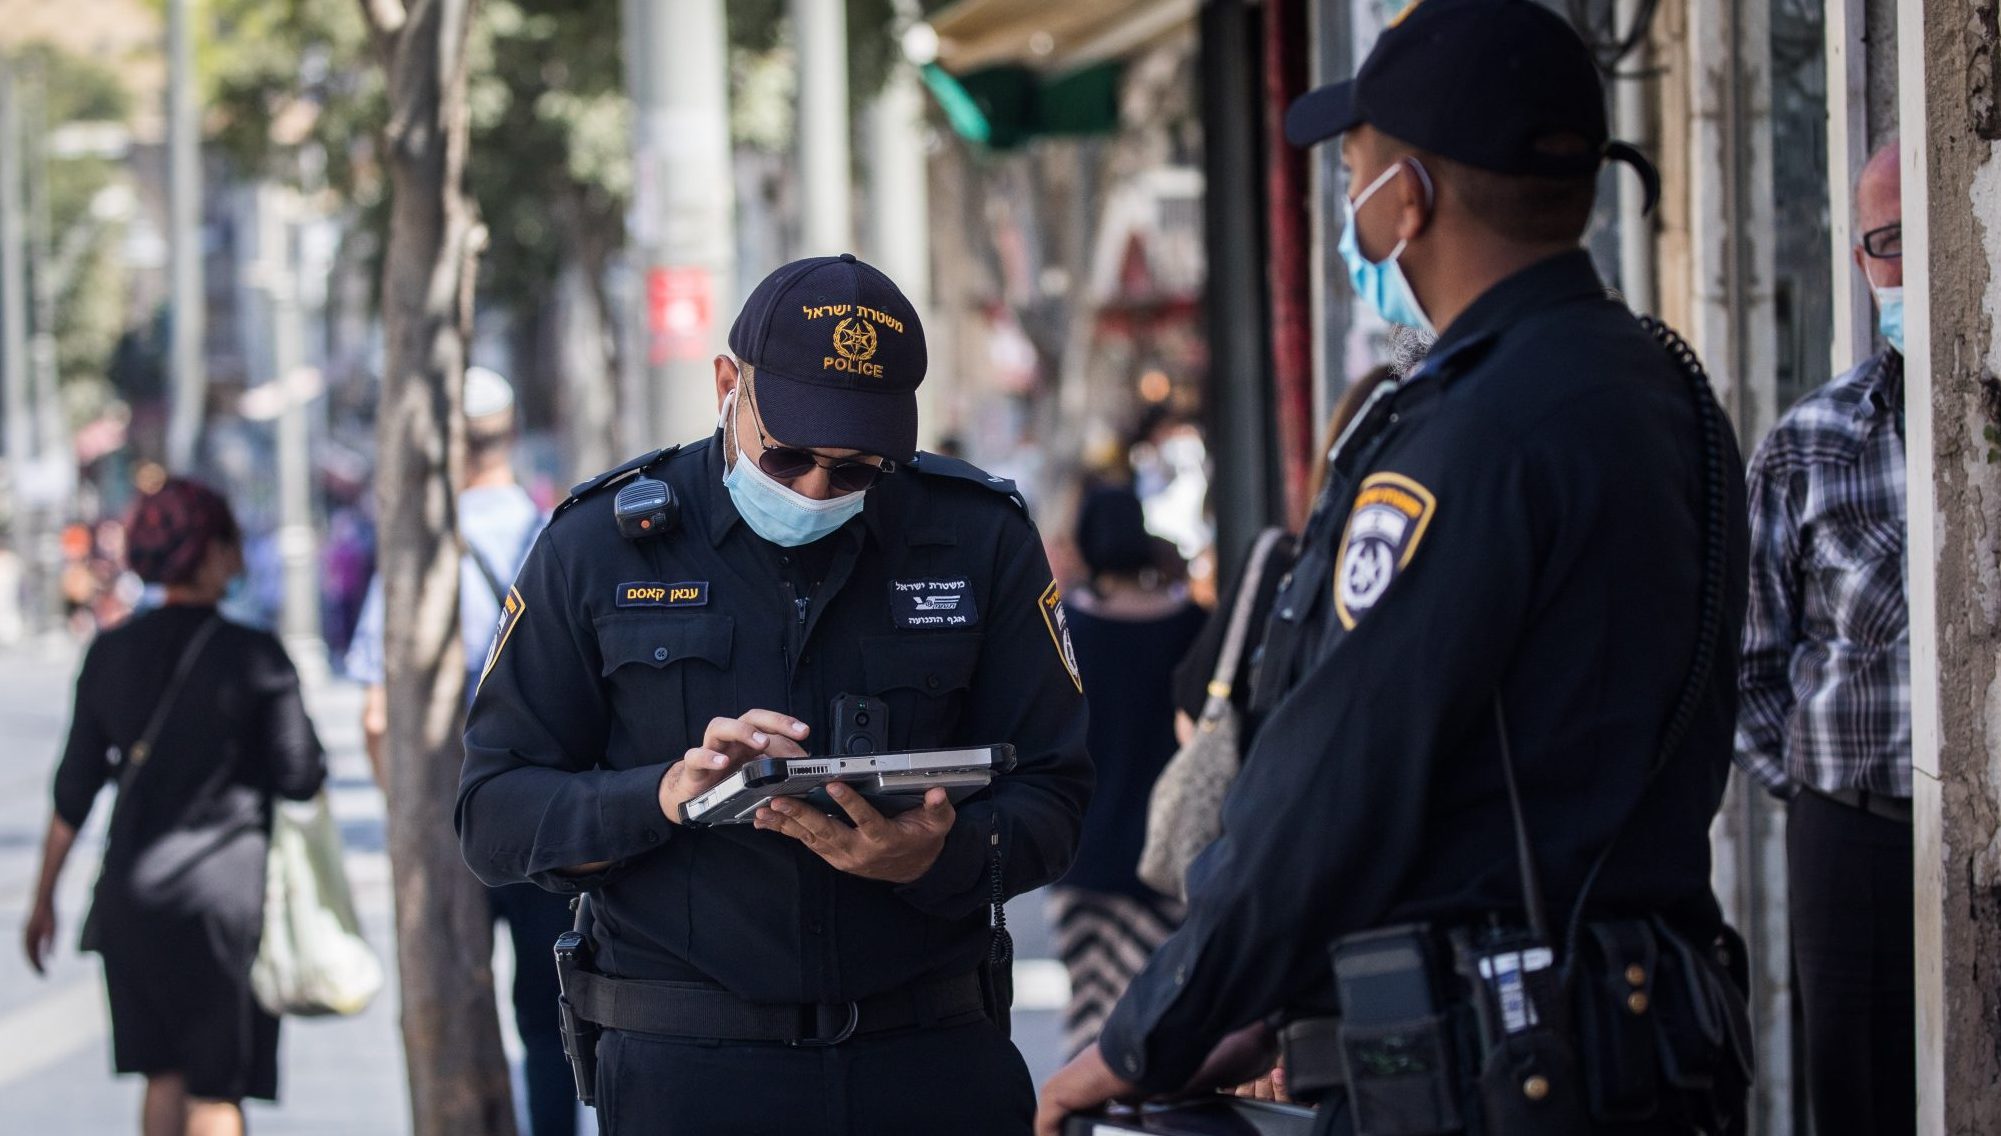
<box><xmin>1334</xmin><ymin>472</ymin><xmax>1436</xmax><ymax>629</ymax></box>
<box><xmin>616</xmin><ymin>581</ymin><xmax>709</xmax><ymax>608</ymax></box>
<box><xmin>891</xmin><ymin>578</ymin><xmax>980</xmax><ymax>628</ymax></box>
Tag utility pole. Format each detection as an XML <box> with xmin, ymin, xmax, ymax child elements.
<box><xmin>255</xmin><ymin>186</ymin><xmax>324</xmax><ymax>677</ymax></box>
<box><xmin>23</xmin><ymin>64</ymin><xmax>70</xmax><ymax>637</ymax></box>
<box><xmin>870</xmin><ymin>5</ymin><xmax>936</xmax><ymax>433</ymax></box>
<box><xmin>165</xmin><ymin>0</ymin><xmax>205</xmax><ymax>472</ymax></box>
<box><xmin>0</xmin><ymin>58</ymin><xmax>31</xmax><ymax>493</ymax></box>
<box><xmin>793</xmin><ymin>0</ymin><xmax>853</xmax><ymax>254</ymax></box>
<box><xmin>624</xmin><ymin>0</ymin><xmax>735</xmax><ymax>448</ymax></box>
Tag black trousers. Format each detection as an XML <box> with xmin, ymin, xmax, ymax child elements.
<box><xmin>492</xmin><ymin>881</ymin><xmax>581</xmax><ymax>1136</ymax></box>
<box><xmin>592</xmin><ymin>1015</ymin><xmax>1033</xmax><ymax>1135</ymax></box>
<box><xmin>1788</xmin><ymin>789</ymin><xmax>1915</xmax><ymax>1136</ymax></box>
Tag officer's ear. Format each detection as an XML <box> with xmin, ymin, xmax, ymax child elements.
<box><xmin>714</xmin><ymin>355</ymin><xmax>741</xmax><ymax>412</ymax></box>
<box><xmin>1393</xmin><ymin>157</ymin><xmax>1437</xmax><ymax>245</ymax></box>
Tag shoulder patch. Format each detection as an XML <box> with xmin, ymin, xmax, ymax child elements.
<box><xmin>1037</xmin><ymin>581</ymin><xmax>1084</xmax><ymax>692</ymax></box>
<box><xmin>1333</xmin><ymin>472</ymin><xmax>1437</xmax><ymax>629</ymax></box>
<box><xmin>555</xmin><ymin>445</ymin><xmax>682</xmax><ymax>516</ymax></box>
<box><xmin>906</xmin><ymin>452</ymin><xmax>1027</xmax><ymax>511</ymax></box>
<box><xmin>477</xmin><ymin>586</ymin><xmax>526</xmax><ymax>690</ymax></box>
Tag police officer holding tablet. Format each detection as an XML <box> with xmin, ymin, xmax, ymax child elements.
<box><xmin>1039</xmin><ymin>2</ymin><xmax>1751</xmax><ymax>1134</ymax></box>
<box><xmin>460</xmin><ymin>254</ymin><xmax>1091</xmax><ymax>1135</ymax></box>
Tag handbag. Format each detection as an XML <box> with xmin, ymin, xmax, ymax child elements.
<box><xmin>1138</xmin><ymin>526</ymin><xmax>1289</xmax><ymax>901</ymax></box>
<box><xmin>251</xmin><ymin>791</ymin><xmax>384</xmax><ymax>1017</ymax></box>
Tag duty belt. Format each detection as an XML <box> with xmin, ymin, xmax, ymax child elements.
<box><xmin>564</xmin><ymin>968</ymin><xmax>987</xmax><ymax>1046</ymax></box>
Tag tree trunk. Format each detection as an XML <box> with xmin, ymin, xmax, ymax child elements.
<box><xmin>363</xmin><ymin>1</ymin><xmax>517</xmax><ymax>1133</ymax></box>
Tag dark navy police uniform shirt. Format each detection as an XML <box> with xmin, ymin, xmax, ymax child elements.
<box><xmin>1097</xmin><ymin>251</ymin><xmax>1750</xmax><ymax>1090</ymax></box>
<box><xmin>458</xmin><ymin>437</ymin><xmax>1092</xmax><ymax>1005</ymax></box>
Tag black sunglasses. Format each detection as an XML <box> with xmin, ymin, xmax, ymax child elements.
<box><xmin>741</xmin><ymin>382</ymin><xmax>894</xmax><ymax>494</ymax></box>
<box><xmin>1860</xmin><ymin>222</ymin><xmax>1901</xmax><ymax>260</ymax></box>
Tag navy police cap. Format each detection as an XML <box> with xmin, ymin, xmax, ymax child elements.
<box><xmin>727</xmin><ymin>253</ymin><xmax>927</xmax><ymax>464</ymax></box>
<box><xmin>1286</xmin><ymin>0</ymin><xmax>1658</xmax><ymax>206</ymax></box>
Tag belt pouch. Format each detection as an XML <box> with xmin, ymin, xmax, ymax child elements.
<box><xmin>1574</xmin><ymin>919</ymin><xmax>1662</xmax><ymax>1122</ymax></box>
<box><xmin>1338</xmin><ymin>1014</ymin><xmax>1463</xmax><ymax>1136</ymax></box>
<box><xmin>1331</xmin><ymin>926</ymin><xmax>1462</xmax><ymax>1136</ymax></box>
<box><xmin>1279</xmin><ymin>1016</ymin><xmax>1347</xmax><ymax>1100</ymax></box>
<box><xmin>1626</xmin><ymin>919</ymin><xmax>1753</xmax><ymax>1136</ymax></box>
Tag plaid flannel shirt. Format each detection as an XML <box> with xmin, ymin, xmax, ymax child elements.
<box><xmin>1734</xmin><ymin>350</ymin><xmax>1910</xmax><ymax>798</ymax></box>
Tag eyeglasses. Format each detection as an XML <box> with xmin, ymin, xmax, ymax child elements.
<box><xmin>1861</xmin><ymin>222</ymin><xmax>1901</xmax><ymax>260</ymax></box>
<box><xmin>741</xmin><ymin>381</ymin><xmax>894</xmax><ymax>494</ymax></box>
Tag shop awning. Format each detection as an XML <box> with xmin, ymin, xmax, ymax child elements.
<box><xmin>923</xmin><ymin>0</ymin><xmax>1198</xmax><ymax>74</ymax></box>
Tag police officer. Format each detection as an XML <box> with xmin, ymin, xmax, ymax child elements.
<box><xmin>459</xmin><ymin>255</ymin><xmax>1091</xmax><ymax>1135</ymax></box>
<box><xmin>1038</xmin><ymin>2</ymin><xmax>1749</xmax><ymax>1133</ymax></box>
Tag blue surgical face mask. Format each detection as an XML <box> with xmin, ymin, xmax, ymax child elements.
<box><xmin>1873</xmin><ymin>285</ymin><xmax>1904</xmax><ymax>355</ymax></box>
<box><xmin>1339</xmin><ymin>160</ymin><xmax>1436</xmax><ymax>335</ymax></box>
<box><xmin>720</xmin><ymin>389</ymin><xmax>869</xmax><ymax>547</ymax></box>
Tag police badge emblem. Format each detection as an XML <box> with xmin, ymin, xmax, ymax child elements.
<box><xmin>1333</xmin><ymin>472</ymin><xmax>1436</xmax><ymax>628</ymax></box>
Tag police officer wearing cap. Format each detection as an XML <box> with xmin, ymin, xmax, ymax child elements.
<box><xmin>460</xmin><ymin>254</ymin><xmax>1091</xmax><ymax>1135</ymax></box>
<box><xmin>1038</xmin><ymin>2</ymin><xmax>1751</xmax><ymax>1134</ymax></box>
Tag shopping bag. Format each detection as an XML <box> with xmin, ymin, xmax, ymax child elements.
<box><xmin>251</xmin><ymin>792</ymin><xmax>384</xmax><ymax>1017</ymax></box>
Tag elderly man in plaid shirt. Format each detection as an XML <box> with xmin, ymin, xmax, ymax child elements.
<box><xmin>1735</xmin><ymin>138</ymin><xmax>1910</xmax><ymax>1136</ymax></box>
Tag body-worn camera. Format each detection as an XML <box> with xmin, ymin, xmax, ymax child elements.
<box><xmin>830</xmin><ymin>693</ymin><xmax>888</xmax><ymax>755</ymax></box>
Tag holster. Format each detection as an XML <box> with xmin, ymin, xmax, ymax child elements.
<box><xmin>553</xmin><ymin>929</ymin><xmax>602</xmax><ymax>1107</ymax></box>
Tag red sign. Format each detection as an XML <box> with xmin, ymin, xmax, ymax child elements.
<box><xmin>647</xmin><ymin>266</ymin><xmax>713</xmax><ymax>364</ymax></box>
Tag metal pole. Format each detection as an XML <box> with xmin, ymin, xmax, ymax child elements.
<box><xmin>868</xmin><ymin>11</ymin><xmax>934</xmax><ymax>438</ymax></box>
<box><xmin>24</xmin><ymin>64</ymin><xmax>68</xmax><ymax>637</ymax></box>
<box><xmin>165</xmin><ymin>0</ymin><xmax>205</xmax><ymax>471</ymax></box>
<box><xmin>793</xmin><ymin>0</ymin><xmax>853</xmax><ymax>254</ymax></box>
<box><xmin>1200</xmin><ymin>0</ymin><xmax>1277</xmax><ymax>572</ymax></box>
<box><xmin>264</xmin><ymin>187</ymin><xmax>324</xmax><ymax>674</ymax></box>
<box><xmin>0</xmin><ymin>58</ymin><xmax>31</xmax><ymax>486</ymax></box>
<box><xmin>1613</xmin><ymin>0</ymin><xmax>1655</xmax><ymax>315</ymax></box>
<box><xmin>629</xmin><ymin>0</ymin><xmax>735</xmax><ymax>447</ymax></box>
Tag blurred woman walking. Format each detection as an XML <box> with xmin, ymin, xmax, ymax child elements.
<box><xmin>22</xmin><ymin>478</ymin><xmax>328</xmax><ymax>1136</ymax></box>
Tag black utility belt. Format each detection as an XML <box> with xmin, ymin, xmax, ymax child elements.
<box><xmin>1277</xmin><ymin>917</ymin><xmax>1753</xmax><ymax>1136</ymax></box>
<box><xmin>563</xmin><ymin>967</ymin><xmax>988</xmax><ymax>1046</ymax></box>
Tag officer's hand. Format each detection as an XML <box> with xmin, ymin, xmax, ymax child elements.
<box><xmin>1035</xmin><ymin>1043</ymin><xmax>1140</xmax><ymax>1136</ymax></box>
<box><xmin>659</xmin><ymin>711</ymin><xmax>812</xmax><ymax>826</ymax></box>
<box><xmin>752</xmin><ymin>782</ymin><xmax>955</xmax><ymax>884</ymax></box>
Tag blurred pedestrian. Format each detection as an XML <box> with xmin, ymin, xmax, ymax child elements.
<box><xmin>1048</xmin><ymin>485</ymin><xmax>1207</xmax><ymax>1057</ymax></box>
<box><xmin>22</xmin><ymin>478</ymin><xmax>328</xmax><ymax>1136</ymax></box>
<box><xmin>346</xmin><ymin>366</ymin><xmax>574</xmax><ymax>1136</ymax></box>
<box><xmin>1170</xmin><ymin>365</ymin><xmax>1403</xmax><ymax>751</ymax></box>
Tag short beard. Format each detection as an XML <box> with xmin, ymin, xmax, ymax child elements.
<box><xmin>1388</xmin><ymin>324</ymin><xmax>1437</xmax><ymax>378</ymax></box>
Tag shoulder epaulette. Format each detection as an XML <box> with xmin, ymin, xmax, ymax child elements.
<box><xmin>905</xmin><ymin>451</ymin><xmax>1027</xmax><ymax>512</ymax></box>
<box><xmin>556</xmin><ymin>445</ymin><xmax>682</xmax><ymax>516</ymax></box>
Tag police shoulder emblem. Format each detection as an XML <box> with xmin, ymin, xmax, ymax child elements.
<box><xmin>478</xmin><ymin>586</ymin><xmax>526</xmax><ymax>689</ymax></box>
<box><xmin>1037</xmin><ymin>581</ymin><xmax>1084</xmax><ymax>693</ymax></box>
<box><xmin>1334</xmin><ymin>472</ymin><xmax>1437</xmax><ymax>629</ymax></box>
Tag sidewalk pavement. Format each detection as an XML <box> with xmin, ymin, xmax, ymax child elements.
<box><xmin>0</xmin><ymin>635</ymin><xmax>1072</xmax><ymax>1133</ymax></box>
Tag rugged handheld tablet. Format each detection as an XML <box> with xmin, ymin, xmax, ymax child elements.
<box><xmin>681</xmin><ymin>744</ymin><xmax>1016</xmax><ymax>826</ymax></box>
